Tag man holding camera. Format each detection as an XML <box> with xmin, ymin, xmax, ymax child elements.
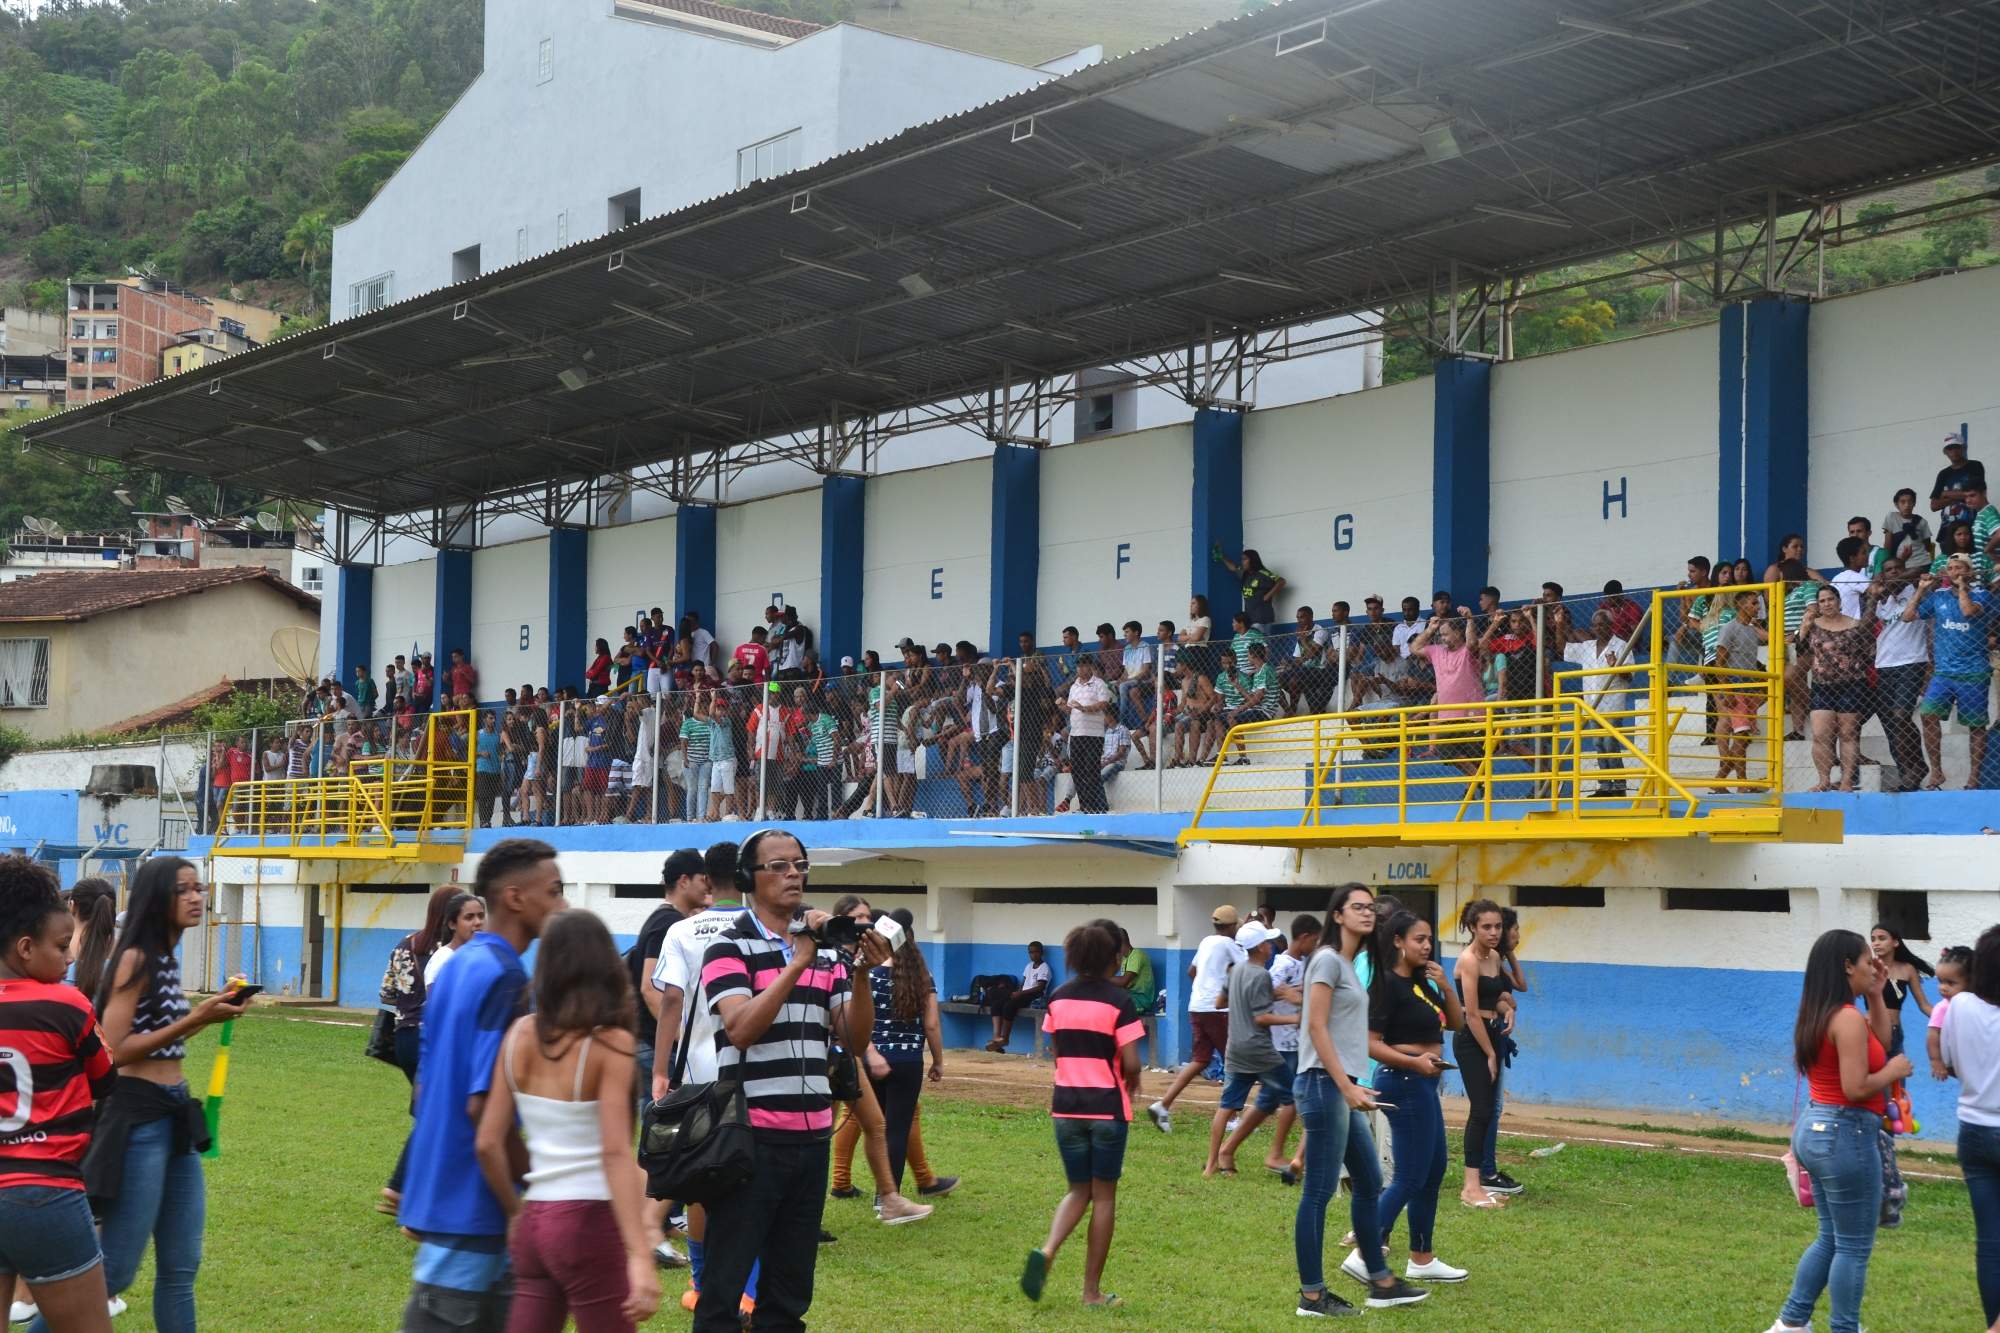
<box><xmin>695</xmin><ymin>828</ymin><xmax>893</xmax><ymax>1332</ymax></box>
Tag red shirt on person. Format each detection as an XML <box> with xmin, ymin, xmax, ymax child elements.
<box><xmin>733</xmin><ymin>641</ymin><xmax>771</xmax><ymax>684</ymax></box>
<box><xmin>1043</xmin><ymin>975</ymin><xmax>1144</xmax><ymax>1121</ymax></box>
<box><xmin>449</xmin><ymin>662</ymin><xmax>478</xmax><ymax>698</ymax></box>
<box><xmin>227</xmin><ymin>744</ymin><xmax>252</xmax><ymax>785</ymax></box>
<box><xmin>0</xmin><ymin>979</ymin><xmax>117</xmax><ymax>1190</ymax></box>
<box><xmin>1807</xmin><ymin>1004</ymin><xmax>1888</xmax><ymax>1115</ymax></box>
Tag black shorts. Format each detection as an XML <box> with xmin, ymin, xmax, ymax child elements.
<box><xmin>1810</xmin><ymin>682</ymin><xmax>1871</xmax><ymax>715</ymax></box>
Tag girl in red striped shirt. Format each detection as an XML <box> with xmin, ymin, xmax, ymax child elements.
<box><xmin>0</xmin><ymin>856</ymin><xmax>118</xmax><ymax>1332</ymax></box>
<box><xmin>1020</xmin><ymin>921</ymin><xmax>1143</xmax><ymax>1311</ymax></box>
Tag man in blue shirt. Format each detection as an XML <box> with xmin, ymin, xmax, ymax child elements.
<box><xmin>399</xmin><ymin>839</ymin><xmax>567</xmax><ymax>1332</ymax></box>
<box><xmin>1906</xmin><ymin>555</ymin><xmax>1992</xmax><ymax>790</ymax></box>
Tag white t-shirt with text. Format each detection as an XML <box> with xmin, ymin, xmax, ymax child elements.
<box><xmin>1189</xmin><ymin>931</ymin><xmax>1245</xmax><ymax>1013</ymax></box>
<box><xmin>651</xmin><ymin>906</ymin><xmax>742</xmax><ymax>1085</ymax></box>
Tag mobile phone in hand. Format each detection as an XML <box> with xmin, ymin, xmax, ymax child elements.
<box><xmin>224</xmin><ymin>983</ymin><xmax>264</xmax><ymax>1003</ymax></box>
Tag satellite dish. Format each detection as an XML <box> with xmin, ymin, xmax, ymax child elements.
<box><xmin>270</xmin><ymin>626</ymin><xmax>322</xmax><ymax>689</ymax></box>
<box><xmin>20</xmin><ymin>516</ymin><xmax>47</xmax><ymax>536</ymax></box>
<box><xmin>43</xmin><ymin>523</ymin><xmax>65</xmax><ymax>539</ymax></box>
<box><xmin>256</xmin><ymin>512</ymin><xmax>281</xmax><ymax>532</ymax></box>
<box><xmin>164</xmin><ymin>495</ymin><xmax>189</xmax><ymax>514</ymax></box>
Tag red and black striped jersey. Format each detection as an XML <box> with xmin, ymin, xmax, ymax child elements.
<box><xmin>0</xmin><ymin>978</ymin><xmax>117</xmax><ymax>1190</ymax></box>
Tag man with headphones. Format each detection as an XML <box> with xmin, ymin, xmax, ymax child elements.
<box><xmin>693</xmin><ymin>828</ymin><xmax>893</xmax><ymax>1333</ymax></box>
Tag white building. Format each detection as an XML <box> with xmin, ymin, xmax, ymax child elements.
<box><xmin>331</xmin><ymin>0</ymin><xmax>1097</xmax><ymax>316</ymax></box>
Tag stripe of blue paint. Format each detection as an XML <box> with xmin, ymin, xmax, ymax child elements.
<box><xmin>1431</xmin><ymin>357</ymin><xmax>1490</xmax><ymax>601</ymax></box>
<box><xmin>432</xmin><ymin>548</ymin><xmax>472</xmax><ymax>707</ymax></box>
<box><xmin>820</xmin><ymin>475</ymin><xmax>865</xmax><ymax>666</ymax></box>
<box><xmin>1191</xmin><ymin>407</ymin><xmax>1244</xmax><ymax>620</ymax></box>
<box><xmin>988</xmin><ymin>443</ymin><xmax>1040</xmax><ymax>655</ymax></box>
<box><xmin>547</xmin><ymin>527</ymin><xmax>588</xmax><ymax>694</ymax></box>
<box><xmin>336</xmin><ymin>564</ymin><xmax>373</xmax><ymax>683</ymax></box>
<box><xmin>1719</xmin><ymin>296</ymin><xmax>1810</xmax><ymax>565</ymax></box>
<box><xmin>675</xmin><ymin>504</ymin><xmax>717</xmax><ymax>630</ymax></box>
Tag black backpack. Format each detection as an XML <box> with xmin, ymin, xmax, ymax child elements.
<box><xmin>638</xmin><ymin>964</ymin><xmax>753</xmax><ymax>1204</ymax></box>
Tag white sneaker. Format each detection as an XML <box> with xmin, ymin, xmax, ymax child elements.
<box><xmin>1339</xmin><ymin>1248</ymin><xmax>1371</xmax><ymax>1286</ymax></box>
<box><xmin>107</xmin><ymin>1299</ymin><xmax>127</xmax><ymax>1319</ymax></box>
<box><xmin>653</xmin><ymin>1239</ymin><xmax>689</xmax><ymax>1269</ymax></box>
<box><xmin>1760</xmin><ymin>1324</ymin><xmax>1809</xmax><ymax>1333</ymax></box>
<box><xmin>1405</xmin><ymin>1257</ymin><xmax>1467</xmax><ymax>1283</ymax></box>
<box><xmin>1225</xmin><ymin>1116</ymin><xmax>1241</xmax><ymax>1136</ymax></box>
<box><xmin>1146</xmin><ymin>1100</ymin><xmax>1172</xmax><ymax>1133</ymax></box>
<box><xmin>10</xmin><ymin>1302</ymin><xmax>35</xmax><ymax>1325</ymax></box>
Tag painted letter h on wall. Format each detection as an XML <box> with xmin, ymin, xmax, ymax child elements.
<box><xmin>1603</xmin><ymin>476</ymin><xmax>1628</xmax><ymax>521</ymax></box>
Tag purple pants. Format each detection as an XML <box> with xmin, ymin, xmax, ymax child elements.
<box><xmin>506</xmin><ymin>1200</ymin><xmax>630</xmax><ymax>1333</ymax></box>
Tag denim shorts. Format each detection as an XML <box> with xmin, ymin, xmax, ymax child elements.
<box><xmin>1053</xmin><ymin>1117</ymin><xmax>1129</xmax><ymax>1184</ymax></box>
<box><xmin>1219</xmin><ymin>1056</ymin><xmax>1294</xmax><ymax>1113</ymax></box>
<box><xmin>0</xmin><ymin>1184</ymin><xmax>104</xmax><ymax>1285</ymax></box>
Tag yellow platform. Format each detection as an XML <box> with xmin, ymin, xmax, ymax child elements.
<box><xmin>210</xmin><ymin>710</ymin><xmax>475</xmax><ymax>862</ymax></box>
<box><xmin>1179</xmin><ymin>584</ymin><xmax>1843</xmax><ymax>850</ymax></box>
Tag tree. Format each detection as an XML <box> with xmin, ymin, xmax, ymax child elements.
<box><xmin>1923</xmin><ymin>189</ymin><xmax>1990</xmax><ymax>270</ymax></box>
<box><xmin>333</xmin><ymin>147</ymin><xmax>408</xmax><ymax>214</ymax></box>
<box><xmin>1855</xmin><ymin>201</ymin><xmax>1896</xmax><ymax>237</ymax></box>
<box><xmin>282</xmin><ymin>209</ymin><xmax>333</xmax><ymax>310</ymax></box>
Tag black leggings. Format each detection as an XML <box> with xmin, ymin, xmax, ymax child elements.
<box><xmin>1453</xmin><ymin>1022</ymin><xmax>1504</xmax><ymax>1170</ymax></box>
<box><xmin>871</xmin><ymin>1061</ymin><xmax>925</xmax><ymax>1194</ymax></box>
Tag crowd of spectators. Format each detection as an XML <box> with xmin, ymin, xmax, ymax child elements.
<box><xmin>192</xmin><ymin>435</ymin><xmax>1999</xmax><ymax>830</ymax></box>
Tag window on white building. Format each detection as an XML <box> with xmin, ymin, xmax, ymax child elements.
<box><xmin>736</xmin><ymin>129</ymin><xmax>802</xmax><ymax>187</ymax></box>
<box><xmin>0</xmin><ymin>638</ymin><xmax>51</xmax><ymax>708</ymax></box>
<box><xmin>537</xmin><ymin>37</ymin><xmax>553</xmax><ymax>84</ymax></box>
<box><xmin>516</xmin><ymin>227</ymin><xmax>528</xmax><ymax>262</ymax></box>
<box><xmin>556</xmin><ymin>211</ymin><xmax>568</xmax><ymax>247</ymax></box>
<box><xmin>350</xmin><ymin>273</ymin><xmax>393</xmax><ymax>318</ymax></box>
<box><xmin>608</xmin><ymin>189</ymin><xmax>641</xmax><ymax>231</ymax></box>
<box><xmin>452</xmin><ymin>244</ymin><xmax>481</xmax><ymax>283</ymax></box>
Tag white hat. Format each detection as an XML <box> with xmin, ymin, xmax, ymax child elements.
<box><xmin>1235</xmin><ymin>921</ymin><xmax>1276</xmax><ymax>952</ymax></box>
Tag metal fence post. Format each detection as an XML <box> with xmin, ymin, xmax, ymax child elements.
<box><xmin>756</xmin><ymin>692</ymin><xmax>769</xmax><ymax>821</ymax></box>
<box><xmin>1534</xmin><ymin>603</ymin><xmax>1548</xmax><ymax>781</ymax></box>
<box><xmin>1008</xmin><ymin>660</ymin><xmax>1024</xmax><ymax>816</ymax></box>
<box><xmin>554</xmin><ymin>706</ymin><xmax>566</xmax><ymax>827</ymax></box>
<box><xmin>871</xmin><ymin>674</ymin><xmax>888</xmax><ymax>817</ymax></box>
<box><xmin>1152</xmin><ymin>646</ymin><xmax>1164</xmax><ymax>813</ymax></box>
<box><xmin>651</xmin><ymin>700</ymin><xmax>663</xmax><ymax>825</ymax></box>
<box><xmin>1333</xmin><ymin>626</ymin><xmax>1349</xmax><ymax>799</ymax></box>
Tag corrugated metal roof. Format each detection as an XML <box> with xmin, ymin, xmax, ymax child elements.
<box><xmin>23</xmin><ymin>0</ymin><xmax>2000</xmax><ymax>519</ymax></box>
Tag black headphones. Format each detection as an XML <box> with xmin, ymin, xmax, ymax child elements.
<box><xmin>734</xmin><ymin>827</ymin><xmax>794</xmax><ymax>896</ymax></box>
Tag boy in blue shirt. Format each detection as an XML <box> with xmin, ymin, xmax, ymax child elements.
<box><xmin>399</xmin><ymin>839</ymin><xmax>566</xmax><ymax>1332</ymax></box>
<box><xmin>1906</xmin><ymin>555</ymin><xmax>1992</xmax><ymax>790</ymax></box>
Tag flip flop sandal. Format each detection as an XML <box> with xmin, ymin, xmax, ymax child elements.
<box><xmin>1461</xmin><ymin>1195</ymin><xmax>1505</xmax><ymax>1209</ymax></box>
<box><xmin>1021</xmin><ymin>1249</ymin><xmax>1048</xmax><ymax>1302</ymax></box>
<box><xmin>1265</xmin><ymin>1165</ymin><xmax>1299</xmax><ymax>1185</ymax></box>
<box><xmin>1085</xmin><ymin>1294</ymin><xmax>1124</xmax><ymax>1310</ymax></box>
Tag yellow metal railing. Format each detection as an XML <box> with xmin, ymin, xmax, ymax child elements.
<box><xmin>1181</xmin><ymin>584</ymin><xmax>1835</xmax><ymax>847</ymax></box>
<box><xmin>211</xmin><ymin>709</ymin><xmax>476</xmax><ymax>860</ymax></box>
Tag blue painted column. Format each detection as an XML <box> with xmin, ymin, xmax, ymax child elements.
<box><xmin>1431</xmin><ymin>356</ymin><xmax>1491</xmax><ymax>601</ymax></box>
<box><xmin>546</xmin><ymin>527</ymin><xmax>587</xmax><ymax>694</ymax></box>
<box><xmin>1191</xmin><ymin>406</ymin><xmax>1244</xmax><ymax>620</ymax></box>
<box><xmin>432</xmin><ymin>550</ymin><xmax>471</xmax><ymax>706</ymax></box>
<box><xmin>675</xmin><ymin>504</ymin><xmax>717</xmax><ymax>631</ymax></box>
<box><xmin>820</xmin><ymin>475</ymin><xmax>865</xmax><ymax>665</ymax></box>
<box><xmin>335</xmin><ymin>564</ymin><xmax>373</xmax><ymax>683</ymax></box>
<box><xmin>988</xmin><ymin>444</ymin><xmax>1040</xmax><ymax>655</ymax></box>
<box><xmin>1718</xmin><ymin>296</ymin><xmax>1810</xmax><ymax>567</ymax></box>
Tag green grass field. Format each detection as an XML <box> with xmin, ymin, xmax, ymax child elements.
<box><xmin>134</xmin><ymin>1011</ymin><xmax>1979</xmax><ymax>1330</ymax></box>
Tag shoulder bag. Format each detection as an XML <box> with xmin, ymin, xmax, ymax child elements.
<box><xmin>638</xmin><ymin>968</ymin><xmax>755</xmax><ymax>1204</ymax></box>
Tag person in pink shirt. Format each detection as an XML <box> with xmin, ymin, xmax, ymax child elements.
<box><xmin>1408</xmin><ymin>607</ymin><xmax>1486</xmax><ymax>763</ymax></box>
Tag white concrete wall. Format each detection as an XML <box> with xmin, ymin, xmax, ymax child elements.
<box><xmin>1488</xmin><ymin>323</ymin><xmax>1720</xmax><ymax>595</ymax></box>
<box><xmin>587</xmin><ymin>516</ymin><xmax>677</xmax><ymax>645</ymax></box>
<box><xmin>1243</xmin><ymin>376</ymin><xmax>1433</xmax><ymax>612</ymax></box>
<box><xmin>470</xmin><ymin>538</ymin><xmax>548</xmax><ymax>689</ymax></box>
<box><xmin>716</xmin><ymin>489</ymin><xmax>820</xmax><ymax>647</ymax></box>
<box><xmin>1037</xmin><ymin>424</ymin><xmax>1192</xmax><ymax>641</ymax></box>
<box><xmin>862</xmin><ymin>459</ymin><xmax>990</xmax><ymax>653</ymax></box>
<box><xmin>371</xmin><ymin>557</ymin><xmax>437</xmax><ymax>672</ymax></box>
<box><xmin>332</xmin><ymin>5</ymin><xmax>1049</xmax><ymax>310</ymax></box>
<box><xmin>1809</xmin><ymin>265</ymin><xmax>2000</xmax><ymax>541</ymax></box>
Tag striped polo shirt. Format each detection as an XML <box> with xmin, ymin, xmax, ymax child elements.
<box><xmin>0</xmin><ymin>978</ymin><xmax>117</xmax><ymax>1189</ymax></box>
<box><xmin>701</xmin><ymin>910</ymin><xmax>851</xmax><ymax>1141</ymax></box>
<box><xmin>1042</xmin><ymin>976</ymin><xmax>1143</xmax><ymax>1122</ymax></box>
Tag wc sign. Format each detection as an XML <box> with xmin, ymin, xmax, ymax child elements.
<box><xmin>90</xmin><ymin>821</ymin><xmax>131</xmax><ymax>847</ymax></box>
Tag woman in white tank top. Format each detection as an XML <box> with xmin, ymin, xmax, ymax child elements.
<box><xmin>475</xmin><ymin>912</ymin><xmax>660</xmax><ymax>1331</ymax></box>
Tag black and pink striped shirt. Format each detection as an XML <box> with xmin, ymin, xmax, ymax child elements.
<box><xmin>1043</xmin><ymin>977</ymin><xmax>1144</xmax><ymax>1122</ymax></box>
<box><xmin>701</xmin><ymin>911</ymin><xmax>851</xmax><ymax>1141</ymax></box>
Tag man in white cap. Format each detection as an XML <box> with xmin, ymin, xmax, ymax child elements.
<box><xmin>1203</xmin><ymin>919</ymin><xmax>1292</xmax><ymax>1176</ymax></box>
<box><xmin>1933</xmin><ymin>431</ymin><xmax>1985</xmax><ymax>525</ymax></box>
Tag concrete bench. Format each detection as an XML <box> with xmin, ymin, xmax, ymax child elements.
<box><xmin>940</xmin><ymin>998</ymin><xmax>1047</xmax><ymax>1057</ymax></box>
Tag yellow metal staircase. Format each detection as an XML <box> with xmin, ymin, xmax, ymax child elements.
<box><xmin>1179</xmin><ymin>584</ymin><xmax>1842</xmax><ymax>850</ymax></box>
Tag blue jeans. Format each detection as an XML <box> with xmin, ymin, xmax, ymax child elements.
<box><xmin>683</xmin><ymin>760</ymin><xmax>711</xmax><ymax>821</ymax></box>
<box><xmin>1293</xmin><ymin>1069</ymin><xmax>1388</xmax><ymax>1294</ymax></box>
<box><xmin>1780</xmin><ymin>1103</ymin><xmax>1882</xmax><ymax>1333</ymax></box>
<box><xmin>32</xmin><ymin>1095</ymin><xmax>205</xmax><ymax>1333</ymax></box>
<box><xmin>1374</xmin><ymin>1067</ymin><xmax>1447</xmax><ymax>1254</ymax></box>
<box><xmin>1961</xmin><ymin>1120</ymin><xmax>2000</xmax><ymax>1324</ymax></box>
